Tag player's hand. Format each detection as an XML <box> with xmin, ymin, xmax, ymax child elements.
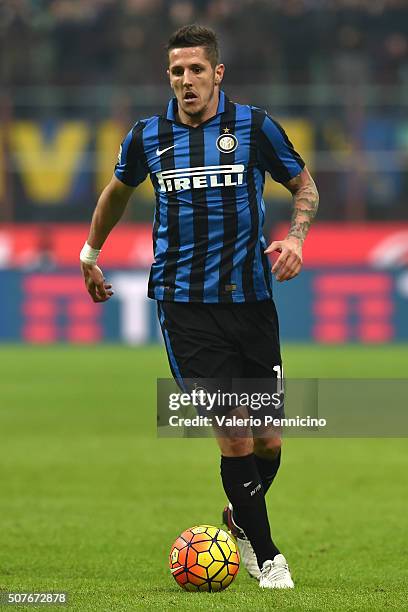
<box><xmin>265</xmin><ymin>236</ymin><xmax>303</xmax><ymax>282</ymax></box>
<box><xmin>81</xmin><ymin>262</ymin><xmax>114</xmax><ymax>302</ymax></box>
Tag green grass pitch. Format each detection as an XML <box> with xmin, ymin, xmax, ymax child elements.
<box><xmin>0</xmin><ymin>344</ymin><xmax>407</xmax><ymax>611</ymax></box>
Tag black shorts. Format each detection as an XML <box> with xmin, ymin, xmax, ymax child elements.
<box><xmin>157</xmin><ymin>300</ymin><xmax>284</xmax><ymax>421</ymax></box>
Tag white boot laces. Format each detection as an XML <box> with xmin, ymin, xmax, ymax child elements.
<box><xmin>262</xmin><ymin>558</ymin><xmax>289</xmax><ymax>582</ymax></box>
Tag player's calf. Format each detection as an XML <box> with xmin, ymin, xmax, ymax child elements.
<box><xmin>220</xmin><ymin>453</ymin><xmax>280</xmax><ymax>569</ymax></box>
<box><xmin>253</xmin><ymin>436</ymin><xmax>282</xmax><ymax>494</ymax></box>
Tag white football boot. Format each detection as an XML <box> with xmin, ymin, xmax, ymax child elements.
<box><xmin>222</xmin><ymin>503</ymin><xmax>261</xmax><ymax>579</ymax></box>
<box><xmin>259</xmin><ymin>554</ymin><xmax>295</xmax><ymax>589</ymax></box>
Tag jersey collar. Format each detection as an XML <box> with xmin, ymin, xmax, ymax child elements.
<box><xmin>166</xmin><ymin>90</ymin><xmax>228</xmax><ymax>122</ymax></box>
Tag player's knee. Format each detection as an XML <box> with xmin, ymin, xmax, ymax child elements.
<box><xmin>218</xmin><ymin>436</ymin><xmax>254</xmax><ymax>457</ymax></box>
<box><xmin>254</xmin><ymin>436</ymin><xmax>282</xmax><ymax>459</ymax></box>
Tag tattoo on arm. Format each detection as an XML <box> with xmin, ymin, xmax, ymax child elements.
<box><xmin>287</xmin><ymin>181</ymin><xmax>319</xmax><ymax>244</ymax></box>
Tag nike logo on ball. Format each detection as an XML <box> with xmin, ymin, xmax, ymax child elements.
<box><xmin>156</xmin><ymin>145</ymin><xmax>177</xmax><ymax>156</ymax></box>
<box><xmin>170</xmin><ymin>566</ymin><xmax>183</xmax><ymax>573</ymax></box>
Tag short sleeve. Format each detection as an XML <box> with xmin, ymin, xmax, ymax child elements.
<box><xmin>257</xmin><ymin>114</ymin><xmax>305</xmax><ymax>184</ymax></box>
<box><xmin>114</xmin><ymin>121</ymin><xmax>149</xmax><ymax>187</ymax></box>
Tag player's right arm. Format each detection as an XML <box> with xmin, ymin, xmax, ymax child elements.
<box><xmin>87</xmin><ymin>175</ymin><xmax>135</xmax><ymax>251</ymax></box>
<box><xmin>81</xmin><ymin>121</ymin><xmax>149</xmax><ymax>302</ymax></box>
<box><xmin>81</xmin><ymin>176</ymin><xmax>135</xmax><ymax>303</ymax></box>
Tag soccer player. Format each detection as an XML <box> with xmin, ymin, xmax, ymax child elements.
<box><xmin>80</xmin><ymin>24</ymin><xmax>319</xmax><ymax>589</ymax></box>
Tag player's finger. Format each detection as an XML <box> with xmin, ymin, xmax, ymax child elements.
<box><xmin>94</xmin><ymin>293</ymin><xmax>108</xmax><ymax>303</ymax></box>
<box><xmin>264</xmin><ymin>240</ymin><xmax>283</xmax><ymax>254</ymax></box>
<box><xmin>86</xmin><ymin>280</ymin><xmax>99</xmax><ymax>302</ymax></box>
<box><xmin>96</xmin><ymin>283</ymin><xmax>107</xmax><ymax>300</ymax></box>
<box><xmin>275</xmin><ymin>255</ymin><xmax>297</xmax><ymax>279</ymax></box>
<box><xmin>276</xmin><ymin>250</ymin><xmax>300</xmax><ymax>272</ymax></box>
<box><xmin>277</xmin><ymin>259</ymin><xmax>302</xmax><ymax>281</ymax></box>
<box><xmin>277</xmin><ymin>269</ymin><xmax>293</xmax><ymax>281</ymax></box>
<box><xmin>276</xmin><ymin>262</ymin><xmax>298</xmax><ymax>281</ymax></box>
<box><xmin>91</xmin><ymin>290</ymin><xmax>105</xmax><ymax>302</ymax></box>
<box><xmin>282</xmin><ymin>252</ymin><xmax>300</xmax><ymax>271</ymax></box>
<box><xmin>271</xmin><ymin>249</ymin><xmax>289</xmax><ymax>274</ymax></box>
<box><xmin>96</xmin><ymin>283</ymin><xmax>115</xmax><ymax>301</ymax></box>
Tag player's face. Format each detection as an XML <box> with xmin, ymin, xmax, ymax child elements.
<box><xmin>168</xmin><ymin>47</ymin><xmax>224</xmax><ymax>123</ymax></box>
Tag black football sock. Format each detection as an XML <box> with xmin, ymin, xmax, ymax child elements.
<box><xmin>254</xmin><ymin>449</ymin><xmax>281</xmax><ymax>495</ymax></box>
<box><xmin>220</xmin><ymin>453</ymin><xmax>280</xmax><ymax>568</ymax></box>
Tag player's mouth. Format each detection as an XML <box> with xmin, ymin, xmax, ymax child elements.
<box><xmin>183</xmin><ymin>90</ymin><xmax>198</xmax><ymax>104</ymax></box>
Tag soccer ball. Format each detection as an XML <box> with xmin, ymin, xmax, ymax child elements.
<box><xmin>169</xmin><ymin>525</ymin><xmax>240</xmax><ymax>592</ymax></box>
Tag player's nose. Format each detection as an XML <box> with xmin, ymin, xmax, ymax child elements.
<box><xmin>182</xmin><ymin>70</ymin><xmax>193</xmax><ymax>86</ymax></box>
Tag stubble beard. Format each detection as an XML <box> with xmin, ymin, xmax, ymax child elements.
<box><xmin>181</xmin><ymin>84</ymin><xmax>215</xmax><ymax>119</ymax></box>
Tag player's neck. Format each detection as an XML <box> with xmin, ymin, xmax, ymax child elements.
<box><xmin>177</xmin><ymin>90</ymin><xmax>220</xmax><ymax>128</ymax></box>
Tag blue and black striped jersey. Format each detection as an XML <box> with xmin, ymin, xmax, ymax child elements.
<box><xmin>114</xmin><ymin>91</ymin><xmax>304</xmax><ymax>303</ymax></box>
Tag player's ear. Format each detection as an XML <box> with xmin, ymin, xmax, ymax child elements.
<box><xmin>214</xmin><ymin>64</ymin><xmax>225</xmax><ymax>86</ymax></box>
<box><xmin>167</xmin><ymin>68</ymin><xmax>174</xmax><ymax>89</ymax></box>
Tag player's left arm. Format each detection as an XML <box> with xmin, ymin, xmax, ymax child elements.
<box><xmin>265</xmin><ymin>167</ymin><xmax>319</xmax><ymax>282</ymax></box>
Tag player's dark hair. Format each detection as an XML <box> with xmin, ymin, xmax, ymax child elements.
<box><xmin>167</xmin><ymin>24</ymin><xmax>219</xmax><ymax>67</ymax></box>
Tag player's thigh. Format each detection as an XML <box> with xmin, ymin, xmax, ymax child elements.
<box><xmin>158</xmin><ymin>301</ymin><xmax>255</xmax><ymax>455</ymax></box>
<box><xmin>157</xmin><ymin>301</ymin><xmax>242</xmax><ymax>382</ymax></box>
<box><xmin>236</xmin><ymin>300</ymin><xmax>284</xmax><ymax>441</ymax></box>
<box><xmin>239</xmin><ymin>300</ymin><xmax>282</xmax><ymax>377</ymax></box>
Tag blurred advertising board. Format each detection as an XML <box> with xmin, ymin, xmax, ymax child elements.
<box><xmin>0</xmin><ymin>224</ymin><xmax>153</xmax><ymax>269</ymax></box>
<box><xmin>0</xmin><ymin>223</ymin><xmax>407</xmax><ymax>344</ymax></box>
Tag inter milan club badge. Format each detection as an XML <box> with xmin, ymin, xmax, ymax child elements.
<box><xmin>216</xmin><ymin>130</ymin><xmax>238</xmax><ymax>153</ymax></box>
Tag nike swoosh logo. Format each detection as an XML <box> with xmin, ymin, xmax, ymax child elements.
<box><xmin>156</xmin><ymin>145</ymin><xmax>177</xmax><ymax>156</ymax></box>
<box><xmin>243</xmin><ymin>481</ymin><xmax>253</xmax><ymax>488</ymax></box>
<box><xmin>170</xmin><ymin>566</ymin><xmax>184</xmax><ymax>573</ymax></box>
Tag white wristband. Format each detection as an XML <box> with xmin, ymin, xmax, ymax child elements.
<box><xmin>80</xmin><ymin>242</ymin><xmax>101</xmax><ymax>266</ymax></box>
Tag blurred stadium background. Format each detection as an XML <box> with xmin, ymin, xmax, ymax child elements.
<box><xmin>0</xmin><ymin>0</ymin><xmax>407</xmax><ymax>345</ymax></box>
<box><xmin>1</xmin><ymin>2</ymin><xmax>408</xmax><ymax>609</ymax></box>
